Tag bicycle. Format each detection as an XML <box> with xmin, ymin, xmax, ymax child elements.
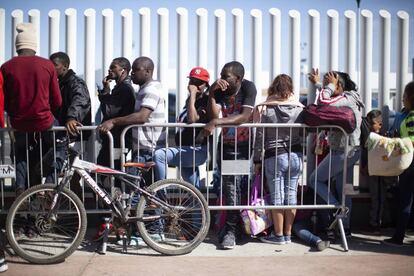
<box><xmin>5</xmin><ymin>139</ymin><xmax>210</xmax><ymax>264</ymax></box>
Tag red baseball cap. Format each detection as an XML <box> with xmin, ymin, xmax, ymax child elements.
<box><xmin>188</xmin><ymin>67</ymin><xmax>210</xmax><ymax>83</ymax></box>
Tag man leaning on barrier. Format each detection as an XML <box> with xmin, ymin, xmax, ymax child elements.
<box><xmin>197</xmin><ymin>61</ymin><xmax>257</xmax><ymax>250</ymax></box>
<box><xmin>1</xmin><ymin>23</ymin><xmax>62</xmax><ymax>196</ymax></box>
<box><xmin>45</xmin><ymin>51</ymin><xmax>91</xmax><ymax>184</ymax></box>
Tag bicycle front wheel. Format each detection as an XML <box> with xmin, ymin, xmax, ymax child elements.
<box><xmin>136</xmin><ymin>179</ymin><xmax>210</xmax><ymax>255</ymax></box>
<box><xmin>6</xmin><ymin>184</ymin><xmax>87</xmax><ymax>264</ymax></box>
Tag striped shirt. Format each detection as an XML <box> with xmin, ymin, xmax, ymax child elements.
<box><xmin>132</xmin><ymin>81</ymin><xmax>166</xmax><ymax>151</ymax></box>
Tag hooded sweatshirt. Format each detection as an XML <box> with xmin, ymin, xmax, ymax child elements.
<box><xmin>316</xmin><ymin>83</ymin><xmax>364</xmax><ymax>151</ymax></box>
<box><xmin>253</xmin><ymin>102</ymin><xmax>304</xmax><ymax>163</ymax></box>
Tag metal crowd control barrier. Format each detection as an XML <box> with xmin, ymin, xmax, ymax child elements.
<box><xmin>0</xmin><ymin>126</ymin><xmax>114</xmax><ymax>214</ymax></box>
<box><xmin>119</xmin><ymin>123</ymin><xmax>352</xmax><ymax>251</ymax></box>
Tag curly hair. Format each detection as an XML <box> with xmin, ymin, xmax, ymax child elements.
<box><xmin>267</xmin><ymin>74</ymin><xmax>293</xmax><ymax>99</ymax></box>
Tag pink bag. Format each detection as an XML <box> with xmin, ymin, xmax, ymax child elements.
<box><xmin>240</xmin><ymin>174</ymin><xmax>273</xmax><ymax>236</ymax></box>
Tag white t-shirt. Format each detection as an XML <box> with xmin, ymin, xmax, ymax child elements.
<box><xmin>132</xmin><ymin>80</ymin><xmax>166</xmax><ymax>151</ymax></box>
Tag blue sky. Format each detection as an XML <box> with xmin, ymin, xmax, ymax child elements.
<box><xmin>1</xmin><ymin>0</ymin><xmax>413</xmax><ymax>78</ymax></box>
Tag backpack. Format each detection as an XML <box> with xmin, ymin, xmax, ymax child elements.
<box><xmin>303</xmin><ymin>104</ymin><xmax>356</xmax><ymax>134</ymax></box>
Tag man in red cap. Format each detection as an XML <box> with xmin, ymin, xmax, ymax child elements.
<box><xmin>153</xmin><ymin>66</ymin><xmax>211</xmax><ymax>189</ymax></box>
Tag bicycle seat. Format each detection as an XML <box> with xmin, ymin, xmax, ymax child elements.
<box><xmin>123</xmin><ymin>161</ymin><xmax>156</xmax><ymax>171</ymax></box>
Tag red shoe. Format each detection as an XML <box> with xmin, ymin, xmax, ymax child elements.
<box><xmin>93</xmin><ymin>223</ymin><xmax>113</xmax><ymax>241</ymax></box>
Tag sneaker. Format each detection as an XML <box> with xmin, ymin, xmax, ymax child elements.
<box><xmin>93</xmin><ymin>223</ymin><xmax>113</xmax><ymax>242</ymax></box>
<box><xmin>260</xmin><ymin>233</ymin><xmax>286</xmax><ymax>245</ymax></box>
<box><xmin>316</xmin><ymin>240</ymin><xmax>330</xmax><ymax>251</ymax></box>
<box><xmin>284</xmin><ymin>235</ymin><xmax>292</xmax><ymax>244</ymax></box>
<box><xmin>0</xmin><ymin>258</ymin><xmax>8</xmax><ymax>273</ymax></box>
<box><xmin>383</xmin><ymin>238</ymin><xmax>403</xmax><ymax>247</ymax></box>
<box><xmin>220</xmin><ymin>231</ymin><xmax>236</xmax><ymax>249</ymax></box>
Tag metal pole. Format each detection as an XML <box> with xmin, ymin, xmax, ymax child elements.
<box><xmin>196</xmin><ymin>8</ymin><xmax>208</xmax><ymax>68</ymax></box>
<box><xmin>158</xmin><ymin>8</ymin><xmax>169</xmax><ymax>122</ymax></box>
<box><xmin>139</xmin><ymin>7</ymin><xmax>151</xmax><ymax>57</ymax></box>
<box><xmin>102</xmin><ymin>9</ymin><xmax>114</xmax><ymax>80</ymax></box>
<box><xmin>344</xmin><ymin>10</ymin><xmax>357</xmax><ymax>81</ymax></box>
<box><xmin>327</xmin><ymin>9</ymin><xmax>339</xmax><ymax>71</ymax></box>
<box><xmin>214</xmin><ymin>9</ymin><xmax>226</xmax><ymax>79</ymax></box>
<box><xmin>360</xmin><ymin>9</ymin><xmax>373</xmax><ymax>115</ymax></box>
<box><xmin>48</xmin><ymin>9</ymin><xmax>60</xmax><ymax>56</ymax></box>
<box><xmin>177</xmin><ymin>7</ymin><xmax>188</xmax><ymax>114</ymax></box>
<box><xmin>121</xmin><ymin>9</ymin><xmax>133</xmax><ymax>62</ymax></box>
<box><xmin>379</xmin><ymin>10</ymin><xmax>391</xmax><ymax>108</ymax></box>
<box><xmin>84</xmin><ymin>9</ymin><xmax>96</xmax><ymax>121</ymax></box>
<box><xmin>289</xmin><ymin>10</ymin><xmax>300</xmax><ymax>100</ymax></box>
<box><xmin>11</xmin><ymin>9</ymin><xmax>23</xmax><ymax>57</ymax></box>
<box><xmin>269</xmin><ymin>8</ymin><xmax>281</xmax><ymax>82</ymax></box>
<box><xmin>396</xmin><ymin>11</ymin><xmax>409</xmax><ymax>111</ymax></box>
<box><xmin>232</xmin><ymin>8</ymin><xmax>243</xmax><ymax>63</ymax></box>
<box><xmin>251</xmin><ymin>9</ymin><xmax>262</xmax><ymax>103</ymax></box>
<box><xmin>28</xmin><ymin>9</ymin><xmax>40</xmax><ymax>55</ymax></box>
<box><xmin>65</xmin><ymin>8</ymin><xmax>77</xmax><ymax>72</ymax></box>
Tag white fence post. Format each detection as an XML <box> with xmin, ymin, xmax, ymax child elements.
<box><xmin>48</xmin><ymin>9</ymin><xmax>60</xmax><ymax>56</ymax></box>
<box><xmin>177</xmin><ymin>7</ymin><xmax>188</xmax><ymax>114</ymax></box>
<box><xmin>121</xmin><ymin>9</ymin><xmax>133</xmax><ymax>62</ymax></box>
<box><xmin>360</xmin><ymin>9</ymin><xmax>373</xmax><ymax>115</ymax></box>
<box><xmin>306</xmin><ymin>9</ymin><xmax>320</xmax><ymax>184</ymax></box>
<box><xmin>232</xmin><ymin>8</ymin><xmax>243</xmax><ymax>63</ymax></box>
<box><xmin>65</xmin><ymin>8</ymin><xmax>77</xmax><ymax>72</ymax></box>
<box><xmin>327</xmin><ymin>9</ymin><xmax>339</xmax><ymax>71</ymax></box>
<box><xmin>158</xmin><ymin>8</ymin><xmax>169</xmax><ymax>121</ymax></box>
<box><xmin>139</xmin><ymin>7</ymin><xmax>150</xmax><ymax>57</ymax></box>
<box><xmin>396</xmin><ymin>10</ymin><xmax>409</xmax><ymax>111</ymax></box>
<box><xmin>28</xmin><ymin>9</ymin><xmax>40</xmax><ymax>55</ymax></box>
<box><xmin>11</xmin><ymin>9</ymin><xmax>23</xmax><ymax>57</ymax></box>
<box><xmin>0</xmin><ymin>9</ymin><xmax>5</xmax><ymax>64</ymax></box>
<box><xmin>269</xmin><ymin>8</ymin><xmax>281</xmax><ymax>82</ymax></box>
<box><xmin>308</xmin><ymin>9</ymin><xmax>320</xmax><ymax>105</ymax></box>
<box><xmin>84</xmin><ymin>8</ymin><xmax>96</xmax><ymax>121</ymax></box>
<box><xmin>102</xmin><ymin>9</ymin><xmax>114</xmax><ymax>79</ymax></box>
<box><xmin>344</xmin><ymin>10</ymin><xmax>357</xmax><ymax>81</ymax></box>
<box><xmin>379</xmin><ymin>10</ymin><xmax>391</xmax><ymax>108</ymax></box>
<box><xmin>289</xmin><ymin>10</ymin><xmax>300</xmax><ymax>100</ymax></box>
<box><xmin>251</xmin><ymin>9</ymin><xmax>262</xmax><ymax>103</ymax></box>
<box><xmin>196</xmin><ymin>8</ymin><xmax>208</xmax><ymax>68</ymax></box>
<box><xmin>214</xmin><ymin>9</ymin><xmax>226</xmax><ymax>79</ymax></box>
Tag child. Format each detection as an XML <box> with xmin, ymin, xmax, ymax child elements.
<box><xmin>360</xmin><ymin>110</ymin><xmax>386</xmax><ymax>233</ymax></box>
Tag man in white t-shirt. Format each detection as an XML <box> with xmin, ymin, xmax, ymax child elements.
<box><xmin>99</xmin><ymin>56</ymin><xmax>166</xmax><ymax>159</ymax></box>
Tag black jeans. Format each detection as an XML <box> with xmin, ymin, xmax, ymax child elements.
<box><xmin>393</xmin><ymin>160</ymin><xmax>414</xmax><ymax>242</ymax></box>
<box><xmin>14</xmin><ymin>131</ymin><xmax>53</xmax><ymax>190</ymax></box>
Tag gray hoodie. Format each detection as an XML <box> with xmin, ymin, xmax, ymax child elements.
<box><xmin>316</xmin><ymin>83</ymin><xmax>364</xmax><ymax>151</ymax></box>
<box><xmin>253</xmin><ymin>104</ymin><xmax>304</xmax><ymax>162</ymax></box>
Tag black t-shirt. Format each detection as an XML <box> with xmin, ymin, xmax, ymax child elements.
<box><xmin>214</xmin><ymin>79</ymin><xmax>257</xmax><ymax>145</ymax></box>
<box><xmin>175</xmin><ymin>94</ymin><xmax>209</xmax><ymax>146</ymax></box>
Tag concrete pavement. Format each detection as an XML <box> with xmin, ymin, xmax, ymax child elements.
<box><xmin>2</xmin><ymin>228</ymin><xmax>414</xmax><ymax>276</ymax></box>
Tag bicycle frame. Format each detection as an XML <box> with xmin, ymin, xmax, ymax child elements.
<box><xmin>51</xmin><ymin>153</ymin><xmax>172</xmax><ymax>224</ymax></box>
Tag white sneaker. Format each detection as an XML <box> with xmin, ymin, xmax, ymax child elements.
<box><xmin>0</xmin><ymin>258</ymin><xmax>8</xmax><ymax>273</ymax></box>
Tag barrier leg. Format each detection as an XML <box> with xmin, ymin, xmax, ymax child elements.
<box><xmin>337</xmin><ymin>217</ymin><xmax>349</xmax><ymax>252</ymax></box>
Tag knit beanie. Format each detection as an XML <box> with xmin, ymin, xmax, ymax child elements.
<box><xmin>15</xmin><ymin>23</ymin><xmax>37</xmax><ymax>52</ymax></box>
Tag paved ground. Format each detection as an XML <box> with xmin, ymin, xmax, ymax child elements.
<box><xmin>2</xmin><ymin>228</ymin><xmax>414</xmax><ymax>276</ymax></box>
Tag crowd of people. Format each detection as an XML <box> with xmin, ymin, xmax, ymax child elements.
<box><xmin>0</xmin><ymin>22</ymin><xmax>413</xmax><ymax>271</ymax></box>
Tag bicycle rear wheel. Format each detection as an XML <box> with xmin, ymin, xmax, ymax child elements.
<box><xmin>6</xmin><ymin>184</ymin><xmax>87</xmax><ymax>264</ymax></box>
<box><xmin>136</xmin><ymin>179</ymin><xmax>210</xmax><ymax>255</ymax></box>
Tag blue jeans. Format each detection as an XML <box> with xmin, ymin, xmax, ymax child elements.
<box><xmin>292</xmin><ymin>219</ymin><xmax>322</xmax><ymax>247</ymax></box>
<box><xmin>264</xmin><ymin>152</ymin><xmax>303</xmax><ymax>205</ymax></box>
<box><xmin>154</xmin><ymin>145</ymin><xmax>208</xmax><ymax>188</ymax></box>
<box><xmin>308</xmin><ymin>149</ymin><xmax>360</xmax><ymax>228</ymax></box>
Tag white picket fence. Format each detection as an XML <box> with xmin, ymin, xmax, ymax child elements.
<box><xmin>0</xmin><ymin>7</ymin><xmax>411</xmax><ymax>120</ymax></box>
